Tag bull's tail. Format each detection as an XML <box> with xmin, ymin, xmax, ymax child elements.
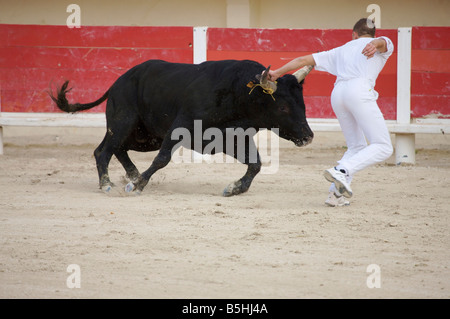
<box><xmin>49</xmin><ymin>80</ymin><xmax>109</xmax><ymax>113</ymax></box>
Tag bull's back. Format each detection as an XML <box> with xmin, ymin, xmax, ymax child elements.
<box><xmin>108</xmin><ymin>59</ymin><xmax>263</xmax><ymax>134</ymax></box>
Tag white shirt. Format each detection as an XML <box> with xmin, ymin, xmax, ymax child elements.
<box><xmin>312</xmin><ymin>36</ymin><xmax>394</xmax><ymax>88</ymax></box>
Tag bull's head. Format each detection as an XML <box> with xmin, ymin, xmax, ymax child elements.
<box><xmin>252</xmin><ymin>65</ymin><xmax>314</xmax><ymax>147</ymax></box>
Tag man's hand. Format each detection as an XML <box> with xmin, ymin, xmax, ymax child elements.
<box><xmin>267</xmin><ymin>70</ymin><xmax>280</xmax><ymax>82</ymax></box>
<box><xmin>362</xmin><ymin>42</ymin><xmax>378</xmax><ymax>59</ymax></box>
<box><xmin>362</xmin><ymin>38</ymin><xmax>388</xmax><ymax>59</ymax></box>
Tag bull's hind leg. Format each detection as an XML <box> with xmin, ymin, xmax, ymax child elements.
<box><xmin>94</xmin><ymin>114</ymin><xmax>139</xmax><ymax>193</ymax></box>
<box><xmin>94</xmin><ymin>134</ymin><xmax>115</xmax><ymax>193</ymax></box>
<box><xmin>223</xmin><ymin>139</ymin><xmax>262</xmax><ymax>197</ymax></box>
<box><xmin>114</xmin><ymin>149</ymin><xmax>140</xmax><ymax>183</ymax></box>
<box><xmin>95</xmin><ymin>137</ymin><xmax>138</xmax><ymax>193</ymax></box>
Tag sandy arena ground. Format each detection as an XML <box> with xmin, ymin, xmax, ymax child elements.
<box><xmin>0</xmin><ymin>127</ymin><xmax>449</xmax><ymax>299</ymax></box>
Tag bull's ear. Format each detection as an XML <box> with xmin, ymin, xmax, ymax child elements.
<box><xmin>293</xmin><ymin>65</ymin><xmax>313</xmax><ymax>83</ymax></box>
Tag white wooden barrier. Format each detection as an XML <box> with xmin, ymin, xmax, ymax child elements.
<box><xmin>1</xmin><ymin>27</ymin><xmax>449</xmax><ymax>161</ymax></box>
<box><xmin>396</xmin><ymin>27</ymin><xmax>415</xmax><ymax>164</ymax></box>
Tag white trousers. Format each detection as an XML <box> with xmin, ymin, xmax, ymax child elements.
<box><xmin>329</xmin><ymin>78</ymin><xmax>393</xmax><ymax>194</ymax></box>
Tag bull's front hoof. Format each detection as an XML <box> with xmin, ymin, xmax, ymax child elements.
<box><xmin>223</xmin><ymin>180</ymin><xmax>248</xmax><ymax>197</ymax></box>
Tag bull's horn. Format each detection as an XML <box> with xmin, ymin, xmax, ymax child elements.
<box><xmin>257</xmin><ymin>65</ymin><xmax>278</xmax><ymax>93</ymax></box>
<box><xmin>293</xmin><ymin>65</ymin><xmax>313</xmax><ymax>83</ymax></box>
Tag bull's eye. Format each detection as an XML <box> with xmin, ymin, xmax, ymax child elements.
<box><xmin>278</xmin><ymin>105</ymin><xmax>290</xmax><ymax>114</ymax></box>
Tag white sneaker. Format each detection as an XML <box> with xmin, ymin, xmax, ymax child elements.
<box><xmin>323</xmin><ymin>167</ymin><xmax>353</xmax><ymax>198</ymax></box>
<box><xmin>325</xmin><ymin>192</ymin><xmax>350</xmax><ymax>207</ymax></box>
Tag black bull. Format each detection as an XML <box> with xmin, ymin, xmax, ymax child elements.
<box><xmin>50</xmin><ymin>59</ymin><xmax>314</xmax><ymax>196</ymax></box>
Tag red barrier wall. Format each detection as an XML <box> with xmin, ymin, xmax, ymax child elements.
<box><xmin>0</xmin><ymin>24</ymin><xmax>193</xmax><ymax>113</ymax></box>
<box><xmin>411</xmin><ymin>27</ymin><xmax>450</xmax><ymax>118</ymax></box>
<box><xmin>1</xmin><ymin>24</ymin><xmax>448</xmax><ymax>120</ymax></box>
<box><xmin>207</xmin><ymin>28</ymin><xmax>398</xmax><ymax>119</ymax></box>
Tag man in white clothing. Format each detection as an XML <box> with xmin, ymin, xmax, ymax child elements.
<box><xmin>267</xmin><ymin>18</ymin><xmax>394</xmax><ymax>206</ymax></box>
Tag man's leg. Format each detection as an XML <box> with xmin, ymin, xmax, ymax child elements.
<box><xmin>324</xmin><ymin>82</ymin><xmax>367</xmax><ymax>199</ymax></box>
<box><xmin>337</xmin><ymin>84</ymin><xmax>393</xmax><ymax>176</ymax></box>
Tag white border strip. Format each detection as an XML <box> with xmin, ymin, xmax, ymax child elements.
<box><xmin>396</xmin><ymin>27</ymin><xmax>412</xmax><ymax>124</ymax></box>
<box><xmin>193</xmin><ymin>26</ymin><xmax>208</xmax><ymax>64</ymax></box>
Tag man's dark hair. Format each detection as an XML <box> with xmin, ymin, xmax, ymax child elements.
<box><xmin>353</xmin><ymin>18</ymin><xmax>376</xmax><ymax>37</ymax></box>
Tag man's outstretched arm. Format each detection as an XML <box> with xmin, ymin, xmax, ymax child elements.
<box><xmin>268</xmin><ymin>55</ymin><xmax>316</xmax><ymax>81</ymax></box>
